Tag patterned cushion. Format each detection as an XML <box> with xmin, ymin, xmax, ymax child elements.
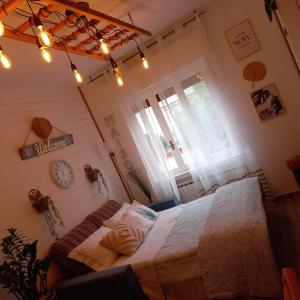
<box><xmin>101</xmin><ymin>223</ymin><xmax>145</xmax><ymax>256</ymax></box>
<box><xmin>86</xmin><ymin>200</ymin><xmax>122</xmax><ymax>228</ymax></box>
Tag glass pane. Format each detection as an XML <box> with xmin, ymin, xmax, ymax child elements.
<box><xmin>135</xmin><ymin>107</ymin><xmax>179</xmax><ymax>172</ymax></box>
<box><xmin>183</xmin><ymin>80</ymin><xmax>230</xmax><ymax>154</ymax></box>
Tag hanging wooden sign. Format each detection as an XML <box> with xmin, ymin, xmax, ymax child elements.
<box><xmin>19</xmin><ymin>134</ymin><xmax>74</xmax><ymax>160</ymax></box>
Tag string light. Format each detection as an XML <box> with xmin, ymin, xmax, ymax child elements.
<box><xmin>140</xmin><ymin>51</ymin><xmax>149</xmax><ymax>69</ymax></box>
<box><xmin>40</xmin><ymin>46</ymin><xmax>52</xmax><ymax>63</ymax></box>
<box><xmin>33</xmin><ymin>17</ymin><xmax>53</xmax><ymax>48</ymax></box>
<box><xmin>0</xmin><ymin>46</ymin><xmax>12</xmax><ymax>69</ymax></box>
<box><xmin>71</xmin><ymin>63</ymin><xmax>83</xmax><ymax>83</ymax></box>
<box><xmin>96</xmin><ymin>31</ymin><xmax>110</xmax><ymax>55</ymax></box>
<box><xmin>109</xmin><ymin>56</ymin><xmax>124</xmax><ymax>86</ymax></box>
<box><xmin>0</xmin><ymin>20</ymin><xmax>5</xmax><ymax>37</ymax></box>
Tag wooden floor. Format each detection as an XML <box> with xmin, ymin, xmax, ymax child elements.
<box><xmin>265</xmin><ymin>191</ymin><xmax>300</xmax><ymax>274</ymax></box>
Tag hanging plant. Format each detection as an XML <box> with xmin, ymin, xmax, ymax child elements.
<box><xmin>28</xmin><ymin>189</ymin><xmax>64</xmax><ymax>240</ymax></box>
<box><xmin>0</xmin><ymin>228</ymin><xmax>51</xmax><ymax>300</ymax></box>
<box><xmin>84</xmin><ymin>164</ymin><xmax>110</xmax><ymax>199</ymax></box>
<box><xmin>264</xmin><ymin>0</ymin><xmax>277</xmax><ymax>22</ymax></box>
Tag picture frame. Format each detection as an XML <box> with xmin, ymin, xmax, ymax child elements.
<box><xmin>225</xmin><ymin>19</ymin><xmax>261</xmax><ymax>61</ymax></box>
<box><xmin>250</xmin><ymin>83</ymin><xmax>286</xmax><ymax>121</ymax></box>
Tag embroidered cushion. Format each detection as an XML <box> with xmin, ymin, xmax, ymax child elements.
<box><xmin>100</xmin><ymin>223</ymin><xmax>145</xmax><ymax>256</ymax></box>
<box><xmin>68</xmin><ymin>226</ymin><xmax>118</xmax><ymax>271</ymax></box>
<box><xmin>86</xmin><ymin>200</ymin><xmax>122</xmax><ymax>227</ymax></box>
<box><xmin>132</xmin><ymin>200</ymin><xmax>158</xmax><ymax>221</ymax></box>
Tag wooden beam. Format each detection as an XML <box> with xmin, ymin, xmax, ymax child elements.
<box><xmin>49</xmin><ymin>13</ymin><xmax>77</xmax><ymax>34</ymax></box>
<box><xmin>4</xmin><ymin>28</ymin><xmax>106</xmax><ymax>60</ymax></box>
<box><xmin>0</xmin><ymin>0</ymin><xmax>24</xmax><ymax>17</ymax></box>
<box><xmin>14</xmin><ymin>5</ymin><xmax>55</xmax><ymax>35</ymax></box>
<box><xmin>43</xmin><ymin>0</ymin><xmax>152</xmax><ymax>36</ymax></box>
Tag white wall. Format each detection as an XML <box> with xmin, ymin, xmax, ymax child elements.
<box><xmin>82</xmin><ymin>0</ymin><xmax>300</xmax><ymax>197</ymax></box>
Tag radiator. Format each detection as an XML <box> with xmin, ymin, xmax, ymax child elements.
<box><xmin>177</xmin><ymin>180</ymin><xmax>204</xmax><ymax>203</ymax></box>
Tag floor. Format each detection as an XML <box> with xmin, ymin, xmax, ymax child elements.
<box><xmin>265</xmin><ymin>191</ymin><xmax>300</xmax><ymax>274</ymax></box>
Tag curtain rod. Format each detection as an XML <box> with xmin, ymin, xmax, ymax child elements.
<box><xmin>87</xmin><ymin>10</ymin><xmax>206</xmax><ymax>84</ymax></box>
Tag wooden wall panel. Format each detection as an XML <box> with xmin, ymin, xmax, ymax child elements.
<box><xmin>0</xmin><ymin>87</ymin><xmax>128</xmax><ymax>260</ymax></box>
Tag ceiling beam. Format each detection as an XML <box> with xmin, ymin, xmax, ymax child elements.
<box><xmin>49</xmin><ymin>12</ymin><xmax>77</xmax><ymax>34</ymax></box>
<box><xmin>42</xmin><ymin>0</ymin><xmax>152</xmax><ymax>36</ymax></box>
<box><xmin>4</xmin><ymin>28</ymin><xmax>105</xmax><ymax>60</ymax></box>
<box><xmin>0</xmin><ymin>0</ymin><xmax>24</xmax><ymax>17</ymax></box>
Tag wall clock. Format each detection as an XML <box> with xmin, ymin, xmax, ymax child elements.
<box><xmin>51</xmin><ymin>160</ymin><xmax>74</xmax><ymax>189</ymax></box>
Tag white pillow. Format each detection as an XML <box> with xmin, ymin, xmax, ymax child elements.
<box><xmin>132</xmin><ymin>200</ymin><xmax>158</xmax><ymax>221</ymax></box>
<box><xmin>68</xmin><ymin>226</ymin><xmax>118</xmax><ymax>271</ymax></box>
<box><xmin>107</xmin><ymin>202</ymin><xmax>131</xmax><ymax>222</ymax></box>
<box><xmin>104</xmin><ymin>209</ymin><xmax>154</xmax><ymax>234</ymax></box>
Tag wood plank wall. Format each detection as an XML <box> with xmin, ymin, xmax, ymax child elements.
<box><xmin>0</xmin><ymin>87</ymin><xmax>128</xmax><ymax>260</ymax></box>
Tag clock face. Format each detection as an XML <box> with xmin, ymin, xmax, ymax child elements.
<box><xmin>51</xmin><ymin>160</ymin><xmax>74</xmax><ymax>189</ymax></box>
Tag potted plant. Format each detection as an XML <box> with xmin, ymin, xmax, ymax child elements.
<box><xmin>0</xmin><ymin>228</ymin><xmax>51</xmax><ymax>300</ymax></box>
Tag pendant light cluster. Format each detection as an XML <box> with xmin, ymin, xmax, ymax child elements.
<box><xmin>0</xmin><ymin>3</ymin><xmax>150</xmax><ymax>86</ymax></box>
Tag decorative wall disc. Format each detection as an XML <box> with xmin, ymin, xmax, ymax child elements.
<box><xmin>243</xmin><ymin>61</ymin><xmax>266</xmax><ymax>83</ymax></box>
<box><xmin>32</xmin><ymin>118</ymin><xmax>53</xmax><ymax>139</ymax></box>
<box><xmin>51</xmin><ymin>160</ymin><xmax>74</xmax><ymax>189</ymax></box>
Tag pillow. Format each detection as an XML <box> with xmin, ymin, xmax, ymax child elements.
<box><xmin>103</xmin><ymin>202</ymin><xmax>131</xmax><ymax>223</ymax></box>
<box><xmin>68</xmin><ymin>226</ymin><xmax>118</xmax><ymax>271</ymax></box>
<box><xmin>86</xmin><ymin>200</ymin><xmax>122</xmax><ymax>228</ymax></box>
<box><xmin>100</xmin><ymin>223</ymin><xmax>145</xmax><ymax>256</ymax></box>
<box><xmin>104</xmin><ymin>209</ymin><xmax>154</xmax><ymax>234</ymax></box>
<box><xmin>132</xmin><ymin>200</ymin><xmax>158</xmax><ymax>221</ymax></box>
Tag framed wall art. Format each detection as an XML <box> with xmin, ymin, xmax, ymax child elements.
<box><xmin>225</xmin><ymin>19</ymin><xmax>261</xmax><ymax>61</ymax></box>
<box><xmin>250</xmin><ymin>83</ymin><xmax>286</xmax><ymax>121</ymax></box>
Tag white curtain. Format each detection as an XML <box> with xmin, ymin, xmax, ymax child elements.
<box><xmin>117</xmin><ymin>16</ymin><xmax>258</xmax><ymax>201</ymax></box>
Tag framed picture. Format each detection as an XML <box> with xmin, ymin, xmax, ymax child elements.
<box><xmin>225</xmin><ymin>19</ymin><xmax>261</xmax><ymax>61</ymax></box>
<box><xmin>250</xmin><ymin>83</ymin><xmax>286</xmax><ymax>121</ymax></box>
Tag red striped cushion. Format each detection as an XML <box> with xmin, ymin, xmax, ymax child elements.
<box><xmin>86</xmin><ymin>200</ymin><xmax>121</xmax><ymax>228</ymax></box>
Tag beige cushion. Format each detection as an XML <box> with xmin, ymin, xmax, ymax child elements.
<box><xmin>100</xmin><ymin>223</ymin><xmax>145</xmax><ymax>256</ymax></box>
<box><xmin>68</xmin><ymin>226</ymin><xmax>118</xmax><ymax>271</ymax></box>
<box><xmin>104</xmin><ymin>209</ymin><xmax>154</xmax><ymax>233</ymax></box>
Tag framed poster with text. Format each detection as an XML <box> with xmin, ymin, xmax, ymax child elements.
<box><xmin>225</xmin><ymin>19</ymin><xmax>261</xmax><ymax>61</ymax></box>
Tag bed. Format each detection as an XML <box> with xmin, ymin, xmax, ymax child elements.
<box><xmin>50</xmin><ymin>177</ymin><xmax>282</xmax><ymax>300</ymax></box>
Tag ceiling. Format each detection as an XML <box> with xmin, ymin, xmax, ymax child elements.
<box><xmin>0</xmin><ymin>0</ymin><xmax>210</xmax><ymax>90</ymax></box>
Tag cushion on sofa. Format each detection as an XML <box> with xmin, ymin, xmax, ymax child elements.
<box><xmin>86</xmin><ymin>200</ymin><xmax>122</xmax><ymax>227</ymax></box>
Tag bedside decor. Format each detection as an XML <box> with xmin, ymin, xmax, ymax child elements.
<box><xmin>84</xmin><ymin>164</ymin><xmax>109</xmax><ymax>199</ymax></box>
<box><xmin>51</xmin><ymin>160</ymin><xmax>74</xmax><ymax>189</ymax></box>
<box><xmin>29</xmin><ymin>189</ymin><xmax>64</xmax><ymax>239</ymax></box>
<box><xmin>0</xmin><ymin>228</ymin><xmax>51</xmax><ymax>300</ymax></box>
<box><xmin>250</xmin><ymin>83</ymin><xmax>286</xmax><ymax>121</ymax></box>
<box><xmin>20</xmin><ymin>118</ymin><xmax>74</xmax><ymax>160</ymax></box>
<box><xmin>287</xmin><ymin>156</ymin><xmax>300</xmax><ymax>187</ymax></box>
<box><xmin>225</xmin><ymin>19</ymin><xmax>261</xmax><ymax>61</ymax></box>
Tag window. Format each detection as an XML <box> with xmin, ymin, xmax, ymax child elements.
<box><xmin>135</xmin><ymin>72</ymin><xmax>233</xmax><ymax>175</ymax></box>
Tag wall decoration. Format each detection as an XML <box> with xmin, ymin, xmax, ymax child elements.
<box><xmin>225</xmin><ymin>19</ymin><xmax>261</xmax><ymax>61</ymax></box>
<box><xmin>28</xmin><ymin>189</ymin><xmax>64</xmax><ymax>239</ymax></box>
<box><xmin>20</xmin><ymin>118</ymin><xmax>74</xmax><ymax>160</ymax></box>
<box><xmin>0</xmin><ymin>228</ymin><xmax>51</xmax><ymax>300</ymax></box>
<box><xmin>250</xmin><ymin>83</ymin><xmax>286</xmax><ymax>121</ymax></box>
<box><xmin>50</xmin><ymin>160</ymin><xmax>74</xmax><ymax>189</ymax></box>
<box><xmin>104</xmin><ymin>114</ymin><xmax>152</xmax><ymax>202</ymax></box>
<box><xmin>243</xmin><ymin>61</ymin><xmax>266</xmax><ymax>89</ymax></box>
<box><xmin>84</xmin><ymin>164</ymin><xmax>109</xmax><ymax>199</ymax></box>
<box><xmin>287</xmin><ymin>155</ymin><xmax>300</xmax><ymax>187</ymax></box>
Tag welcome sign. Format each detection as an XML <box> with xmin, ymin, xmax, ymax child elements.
<box><xmin>20</xmin><ymin>134</ymin><xmax>74</xmax><ymax>160</ymax></box>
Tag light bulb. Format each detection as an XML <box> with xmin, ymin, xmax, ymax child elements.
<box><xmin>99</xmin><ymin>39</ymin><xmax>110</xmax><ymax>55</ymax></box>
<box><xmin>40</xmin><ymin>47</ymin><xmax>51</xmax><ymax>63</ymax></box>
<box><xmin>0</xmin><ymin>20</ymin><xmax>4</xmax><ymax>37</ymax></box>
<box><xmin>37</xmin><ymin>25</ymin><xmax>53</xmax><ymax>48</ymax></box>
<box><xmin>74</xmin><ymin>69</ymin><xmax>82</xmax><ymax>83</ymax></box>
<box><xmin>113</xmin><ymin>67</ymin><xmax>123</xmax><ymax>86</ymax></box>
<box><xmin>142</xmin><ymin>57</ymin><xmax>149</xmax><ymax>69</ymax></box>
<box><xmin>0</xmin><ymin>48</ymin><xmax>12</xmax><ymax>69</ymax></box>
